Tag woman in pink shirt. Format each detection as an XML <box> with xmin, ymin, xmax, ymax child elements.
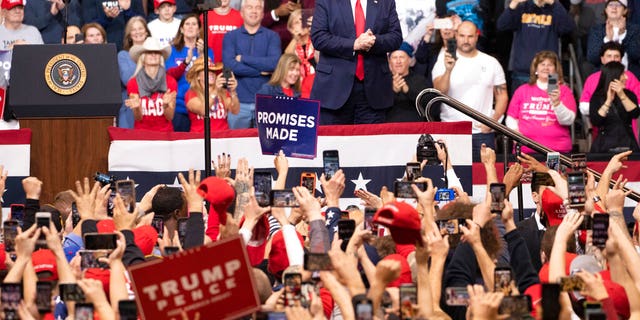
<box><xmin>506</xmin><ymin>51</ymin><xmax>577</xmax><ymax>153</ymax></box>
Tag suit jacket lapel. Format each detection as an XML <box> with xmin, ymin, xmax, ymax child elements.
<box><xmin>339</xmin><ymin>0</ymin><xmax>356</xmax><ymax>36</ymax></box>
<box><xmin>365</xmin><ymin>0</ymin><xmax>378</xmax><ymax>31</ymax></box>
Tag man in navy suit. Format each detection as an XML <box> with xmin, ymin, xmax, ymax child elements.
<box><xmin>310</xmin><ymin>0</ymin><xmax>402</xmax><ymax>125</ymax></box>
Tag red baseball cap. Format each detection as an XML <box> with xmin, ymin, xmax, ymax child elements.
<box><xmin>541</xmin><ymin>189</ymin><xmax>566</xmax><ymax>227</ymax></box>
<box><xmin>373</xmin><ymin>201</ymin><xmax>422</xmax><ymax>245</ymax></box>
<box><xmin>197</xmin><ymin>176</ymin><xmax>235</xmax><ymax>226</ymax></box>
<box><xmin>32</xmin><ymin>249</ymin><xmax>58</xmax><ymax>281</ymax></box>
<box><xmin>154</xmin><ymin>0</ymin><xmax>176</xmax><ymax>9</ymax></box>
<box><xmin>1</xmin><ymin>0</ymin><xmax>24</xmax><ymax>10</ymax></box>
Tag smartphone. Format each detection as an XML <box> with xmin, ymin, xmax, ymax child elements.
<box><xmin>364</xmin><ymin>207</ymin><xmax>377</xmax><ymax>236</ymax></box>
<box><xmin>445</xmin><ymin>287</ymin><xmax>469</xmax><ymax>306</ymax></box>
<box><xmin>71</xmin><ymin>202</ymin><xmax>81</xmax><ymax>229</ymax></box>
<box><xmin>222</xmin><ymin>67</ymin><xmax>232</xmax><ymax>89</ymax></box>
<box><xmin>284</xmin><ymin>273</ymin><xmax>302</xmax><ymax>307</ymax></box>
<box><xmin>118</xmin><ymin>300</ymin><xmax>137</xmax><ymax>320</ymax></box>
<box><xmin>571</xmin><ymin>153</ymin><xmax>587</xmax><ymax>172</ymax></box>
<box><xmin>3</xmin><ymin>220</ymin><xmax>19</xmax><ymax>252</ymax></box>
<box><xmin>36</xmin><ymin>281</ymin><xmax>52</xmax><ymax>313</ymax></box>
<box><xmin>323</xmin><ymin>150</ymin><xmax>340</xmax><ymax>180</ymax></box>
<box><xmin>9</xmin><ymin>204</ymin><xmax>24</xmax><ymax>224</ymax></box>
<box><xmin>75</xmin><ymin>303</ymin><xmax>95</xmax><ymax>320</ymax></box>
<box><xmin>547</xmin><ymin>74</ymin><xmax>558</xmax><ymax>94</ymax></box>
<box><xmin>74</xmin><ymin>33</ymin><xmax>84</xmax><ymax>43</ymax></box>
<box><xmin>494</xmin><ymin>267</ymin><xmax>512</xmax><ymax>295</ymax></box>
<box><xmin>438</xmin><ymin>218</ymin><xmax>466</xmax><ymax>236</ymax></box>
<box><xmin>36</xmin><ymin>211</ymin><xmax>51</xmax><ymax>229</ymax></box>
<box><xmin>164</xmin><ymin>246</ymin><xmax>180</xmax><ymax>256</ymax></box>
<box><xmin>559</xmin><ymin>275</ymin><xmax>586</xmax><ymax>291</ymax></box>
<box><xmin>405</xmin><ymin>162</ymin><xmax>421</xmax><ymax>181</ymax></box>
<box><xmin>498</xmin><ymin>295</ymin><xmax>531</xmax><ymax>317</ymax></box>
<box><xmin>394</xmin><ymin>181</ymin><xmax>426</xmax><ymax>198</ymax></box>
<box><xmin>338</xmin><ymin>219</ymin><xmax>356</xmax><ymax>242</ymax></box>
<box><xmin>267</xmin><ymin>312</ymin><xmax>286</xmax><ymax>320</ymax></box>
<box><xmin>300</xmin><ymin>172</ymin><xmax>316</xmax><ymax>197</ymax></box>
<box><xmin>270</xmin><ymin>190</ymin><xmax>300</xmax><ymax>207</ymax></box>
<box><xmin>253</xmin><ymin>171</ymin><xmax>272</xmax><ymax>207</ymax></box>
<box><xmin>115</xmin><ymin>180</ymin><xmax>136</xmax><ymax>213</ymax></box>
<box><xmin>1</xmin><ymin>282</ymin><xmax>22</xmax><ymax>315</ymax></box>
<box><xmin>353</xmin><ymin>296</ymin><xmax>373</xmax><ymax>320</ymax></box>
<box><xmin>584</xmin><ymin>302</ymin><xmax>606</xmax><ymax>320</ymax></box>
<box><xmin>151</xmin><ymin>217</ymin><xmax>164</xmax><ymax>239</ymax></box>
<box><xmin>592</xmin><ymin>213</ymin><xmax>609</xmax><ymax>248</ymax></box>
<box><xmin>304</xmin><ymin>252</ymin><xmax>332</xmax><ymax>270</ymax></box>
<box><xmin>433</xmin><ymin>18</ymin><xmax>453</xmax><ymax>30</ymax></box>
<box><xmin>79</xmin><ymin>250</ymin><xmax>110</xmax><ymax>270</ymax></box>
<box><xmin>59</xmin><ymin>283</ymin><xmax>85</xmax><ymax>302</ymax></box>
<box><xmin>177</xmin><ymin>217</ymin><xmax>188</xmax><ymax>246</ymax></box>
<box><xmin>446</xmin><ymin>38</ymin><xmax>457</xmax><ymax>60</ymax></box>
<box><xmin>541</xmin><ymin>283</ymin><xmax>561</xmax><ymax>320</ymax></box>
<box><xmin>399</xmin><ymin>284</ymin><xmax>417</xmax><ymax>320</ymax></box>
<box><xmin>532</xmin><ymin>172</ymin><xmax>555</xmax><ymax>187</ymax></box>
<box><xmin>84</xmin><ymin>233</ymin><xmax>118</xmax><ymax>250</ymax></box>
<box><xmin>546</xmin><ymin>152</ymin><xmax>560</xmax><ymax>172</ymax></box>
<box><xmin>567</xmin><ymin>172</ymin><xmax>586</xmax><ymax>210</ymax></box>
<box><xmin>490</xmin><ymin>183</ymin><xmax>506</xmax><ymax>213</ymax></box>
<box><xmin>579</xmin><ymin>215</ymin><xmax>593</xmax><ymax>230</ymax></box>
<box><xmin>434</xmin><ymin>188</ymin><xmax>455</xmax><ymax>201</ymax></box>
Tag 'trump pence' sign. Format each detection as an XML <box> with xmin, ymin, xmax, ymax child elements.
<box><xmin>128</xmin><ymin>237</ymin><xmax>260</xmax><ymax>320</ymax></box>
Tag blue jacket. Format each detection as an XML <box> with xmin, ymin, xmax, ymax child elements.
<box><xmin>256</xmin><ymin>83</ymin><xmax>301</xmax><ymax>98</ymax></box>
<box><xmin>497</xmin><ymin>0</ymin><xmax>575</xmax><ymax>73</ymax></box>
<box><xmin>222</xmin><ymin>25</ymin><xmax>281</xmax><ymax>103</ymax></box>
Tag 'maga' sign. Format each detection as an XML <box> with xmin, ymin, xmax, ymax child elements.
<box><xmin>255</xmin><ymin>94</ymin><xmax>320</xmax><ymax>159</ymax></box>
<box><xmin>128</xmin><ymin>237</ymin><xmax>260</xmax><ymax>320</ymax></box>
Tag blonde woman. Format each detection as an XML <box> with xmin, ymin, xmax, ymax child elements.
<box><xmin>118</xmin><ymin>16</ymin><xmax>150</xmax><ymax>128</ymax></box>
<box><xmin>256</xmin><ymin>53</ymin><xmax>301</xmax><ymax>98</ymax></box>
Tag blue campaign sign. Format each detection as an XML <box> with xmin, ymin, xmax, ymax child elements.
<box><xmin>255</xmin><ymin>94</ymin><xmax>320</xmax><ymax>159</ymax></box>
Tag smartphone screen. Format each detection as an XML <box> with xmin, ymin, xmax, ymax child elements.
<box><xmin>323</xmin><ymin>150</ymin><xmax>340</xmax><ymax>180</ymax></box>
<box><xmin>270</xmin><ymin>190</ymin><xmax>300</xmax><ymax>207</ymax></box>
<box><xmin>3</xmin><ymin>220</ymin><xmax>19</xmax><ymax>252</ymax></box>
<box><xmin>364</xmin><ymin>207</ymin><xmax>377</xmax><ymax>236</ymax></box>
<box><xmin>79</xmin><ymin>250</ymin><xmax>110</xmax><ymax>270</ymax></box>
<box><xmin>151</xmin><ymin>217</ymin><xmax>164</xmax><ymax>239</ymax></box>
<box><xmin>490</xmin><ymin>183</ymin><xmax>506</xmax><ymax>213</ymax></box>
<box><xmin>571</xmin><ymin>153</ymin><xmax>587</xmax><ymax>172</ymax></box>
<box><xmin>115</xmin><ymin>180</ymin><xmax>136</xmax><ymax>213</ymax></box>
<box><xmin>445</xmin><ymin>287</ymin><xmax>469</xmax><ymax>306</ymax></box>
<box><xmin>542</xmin><ymin>283</ymin><xmax>561</xmax><ymax>320</ymax></box>
<box><xmin>304</xmin><ymin>252</ymin><xmax>332</xmax><ymax>270</ymax></box>
<box><xmin>284</xmin><ymin>273</ymin><xmax>302</xmax><ymax>307</ymax></box>
<box><xmin>253</xmin><ymin>171</ymin><xmax>272</xmax><ymax>207</ymax></box>
<box><xmin>592</xmin><ymin>213</ymin><xmax>609</xmax><ymax>248</ymax></box>
<box><xmin>437</xmin><ymin>219</ymin><xmax>464</xmax><ymax>236</ymax></box>
<box><xmin>177</xmin><ymin>218</ymin><xmax>188</xmax><ymax>246</ymax></box>
<box><xmin>499</xmin><ymin>295</ymin><xmax>531</xmax><ymax>317</ymax></box>
<box><xmin>338</xmin><ymin>219</ymin><xmax>356</xmax><ymax>242</ymax></box>
<box><xmin>399</xmin><ymin>284</ymin><xmax>417</xmax><ymax>319</ymax></box>
<box><xmin>9</xmin><ymin>204</ymin><xmax>24</xmax><ymax>224</ymax></box>
<box><xmin>494</xmin><ymin>267</ymin><xmax>512</xmax><ymax>295</ymax></box>
<box><xmin>36</xmin><ymin>281</ymin><xmax>52</xmax><ymax>313</ymax></box>
<box><xmin>353</xmin><ymin>296</ymin><xmax>373</xmax><ymax>320</ymax></box>
<box><xmin>405</xmin><ymin>162</ymin><xmax>421</xmax><ymax>181</ymax></box>
<box><xmin>394</xmin><ymin>181</ymin><xmax>426</xmax><ymax>198</ymax></box>
<box><xmin>59</xmin><ymin>283</ymin><xmax>85</xmax><ymax>302</ymax></box>
<box><xmin>36</xmin><ymin>212</ymin><xmax>51</xmax><ymax>229</ymax></box>
<box><xmin>559</xmin><ymin>276</ymin><xmax>586</xmax><ymax>291</ymax></box>
<box><xmin>1</xmin><ymin>283</ymin><xmax>22</xmax><ymax>312</ymax></box>
<box><xmin>546</xmin><ymin>152</ymin><xmax>560</xmax><ymax>172</ymax></box>
<box><xmin>300</xmin><ymin>172</ymin><xmax>316</xmax><ymax>196</ymax></box>
<box><xmin>75</xmin><ymin>303</ymin><xmax>95</xmax><ymax>320</ymax></box>
<box><xmin>164</xmin><ymin>246</ymin><xmax>180</xmax><ymax>256</ymax></box>
<box><xmin>71</xmin><ymin>202</ymin><xmax>81</xmax><ymax>229</ymax></box>
<box><xmin>434</xmin><ymin>189</ymin><xmax>455</xmax><ymax>201</ymax></box>
<box><xmin>84</xmin><ymin>233</ymin><xmax>118</xmax><ymax>250</ymax></box>
<box><xmin>567</xmin><ymin>173</ymin><xmax>586</xmax><ymax>209</ymax></box>
<box><xmin>433</xmin><ymin>18</ymin><xmax>453</xmax><ymax>29</ymax></box>
<box><xmin>118</xmin><ymin>300</ymin><xmax>138</xmax><ymax>320</ymax></box>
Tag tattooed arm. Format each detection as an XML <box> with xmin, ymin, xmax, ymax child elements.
<box><xmin>493</xmin><ymin>83</ymin><xmax>508</xmax><ymax>122</ymax></box>
<box><xmin>233</xmin><ymin>158</ymin><xmax>253</xmax><ymax>221</ymax></box>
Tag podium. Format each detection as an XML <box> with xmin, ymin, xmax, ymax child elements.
<box><xmin>9</xmin><ymin>44</ymin><xmax>121</xmax><ymax>203</ymax></box>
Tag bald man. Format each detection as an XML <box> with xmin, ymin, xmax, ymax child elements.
<box><xmin>432</xmin><ymin>21</ymin><xmax>508</xmax><ymax>159</ymax></box>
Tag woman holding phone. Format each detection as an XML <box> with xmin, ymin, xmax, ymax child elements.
<box><xmin>589</xmin><ymin>61</ymin><xmax>640</xmax><ymax>153</ymax></box>
<box><xmin>505</xmin><ymin>51</ymin><xmax>576</xmax><ymax>153</ymax></box>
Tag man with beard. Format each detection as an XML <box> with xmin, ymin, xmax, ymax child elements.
<box><xmin>432</xmin><ymin>21</ymin><xmax>508</xmax><ymax>159</ymax></box>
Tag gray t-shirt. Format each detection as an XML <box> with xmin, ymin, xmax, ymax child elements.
<box><xmin>0</xmin><ymin>23</ymin><xmax>43</xmax><ymax>84</ymax></box>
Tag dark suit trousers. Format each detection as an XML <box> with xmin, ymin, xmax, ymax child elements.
<box><xmin>319</xmin><ymin>79</ymin><xmax>388</xmax><ymax>125</ymax></box>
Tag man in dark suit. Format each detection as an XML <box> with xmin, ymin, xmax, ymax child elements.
<box><xmin>310</xmin><ymin>0</ymin><xmax>402</xmax><ymax>125</ymax></box>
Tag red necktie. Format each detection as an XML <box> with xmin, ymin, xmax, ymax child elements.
<box><xmin>355</xmin><ymin>0</ymin><xmax>365</xmax><ymax>80</ymax></box>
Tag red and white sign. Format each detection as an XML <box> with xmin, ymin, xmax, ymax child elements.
<box><xmin>128</xmin><ymin>237</ymin><xmax>260</xmax><ymax>320</ymax></box>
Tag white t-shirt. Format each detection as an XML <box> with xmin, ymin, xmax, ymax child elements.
<box><xmin>432</xmin><ymin>50</ymin><xmax>506</xmax><ymax>133</ymax></box>
<box><xmin>148</xmin><ymin>18</ymin><xmax>181</xmax><ymax>48</ymax></box>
